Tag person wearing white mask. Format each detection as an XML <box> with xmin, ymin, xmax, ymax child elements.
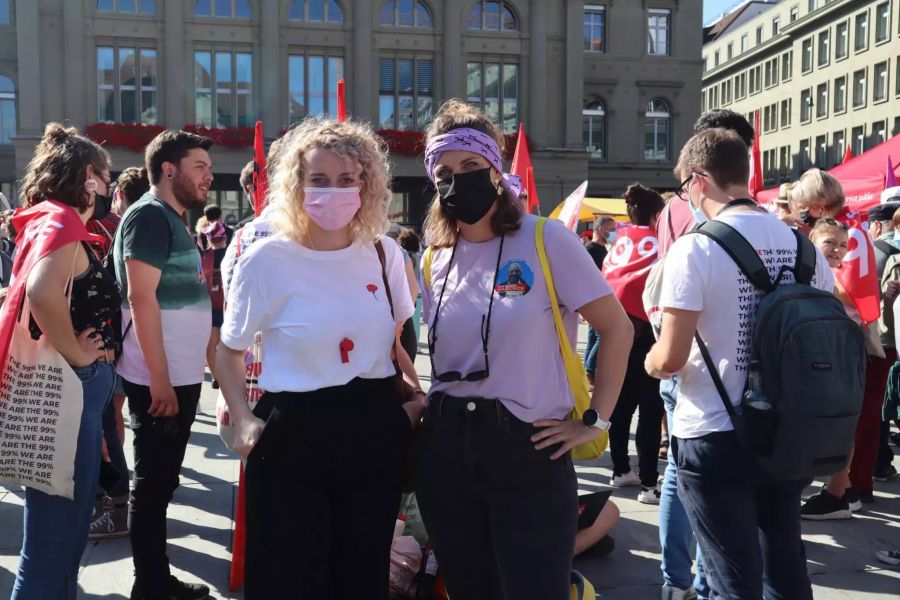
<box><xmin>215</xmin><ymin>117</ymin><xmax>425</xmax><ymax>599</ymax></box>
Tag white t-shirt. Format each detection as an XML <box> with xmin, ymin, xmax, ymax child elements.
<box><xmin>221</xmin><ymin>234</ymin><xmax>414</xmax><ymax>393</ymax></box>
<box><xmin>221</xmin><ymin>209</ymin><xmax>275</xmax><ymax>299</ymax></box>
<box><xmin>661</xmin><ymin>211</ymin><xmax>835</xmax><ymax>439</ymax></box>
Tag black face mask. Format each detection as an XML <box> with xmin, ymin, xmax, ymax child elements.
<box><xmin>799</xmin><ymin>209</ymin><xmax>818</xmax><ymax>227</ymax></box>
<box><xmin>91</xmin><ymin>193</ymin><xmax>110</xmax><ymax>222</ymax></box>
<box><xmin>436</xmin><ymin>168</ymin><xmax>500</xmax><ymax>225</ymax></box>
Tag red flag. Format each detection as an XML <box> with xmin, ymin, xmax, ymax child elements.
<box><xmin>0</xmin><ymin>202</ymin><xmax>104</xmax><ymax>374</ymax></box>
<box><xmin>510</xmin><ymin>124</ymin><xmax>540</xmax><ymax>214</ymax></box>
<box><xmin>843</xmin><ymin>144</ymin><xmax>853</xmax><ymax>164</ymax></box>
<box><xmin>835</xmin><ymin>218</ymin><xmax>880</xmax><ymax>327</ymax></box>
<box><xmin>228</xmin><ymin>465</ymin><xmax>247</xmax><ymax>591</ymax></box>
<box><xmin>602</xmin><ymin>226</ymin><xmax>659</xmax><ymax>321</ymax></box>
<box><xmin>748</xmin><ymin>110</ymin><xmax>763</xmax><ymax>200</ymax></box>
<box><xmin>252</xmin><ymin>121</ymin><xmax>268</xmax><ymax>217</ymax></box>
<box><xmin>336</xmin><ymin>79</ymin><xmax>347</xmax><ymax>122</ymax></box>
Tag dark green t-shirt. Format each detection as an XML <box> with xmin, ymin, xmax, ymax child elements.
<box><xmin>113</xmin><ymin>193</ymin><xmax>212</xmax><ymax>386</ymax></box>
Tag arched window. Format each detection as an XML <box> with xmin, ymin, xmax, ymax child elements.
<box><xmin>289</xmin><ymin>0</ymin><xmax>343</xmax><ymax>22</ymax></box>
<box><xmin>467</xmin><ymin>1</ymin><xmax>517</xmax><ymax>32</ymax></box>
<box><xmin>195</xmin><ymin>0</ymin><xmax>251</xmax><ymax>18</ymax></box>
<box><xmin>583</xmin><ymin>98</ymin><xmax>606</xmax><ymax>160</ymax></box>
<box><xmin>379</xmin><ymin>0</ymin><xmax>432</xmax><ymax>28</ymax></box>
<box><xmin>0</xmin><ymin>76</ymin><xmax>16</xmax><ymax>144</ymax></box>
<box><xmin>643</xmin><ymin>98</ymin><xmax>670</xmax><ymax>161</ymax></box>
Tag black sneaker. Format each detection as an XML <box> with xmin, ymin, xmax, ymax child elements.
<box><xmin>800</xmin><ymin>489</ymin><xmax>852</xmax><ymax>520</ymax></box>
<box><xmin>859</xmin><ymin>491</ymin><xmax>876</xmax><ymax>504</ymax></box>
<box><xmin>168</xmin><ymin>576</ymin><xmax>210</xmax><ymax>600</ymax></box>
<box><xmin>844</xmin><ymin>487</ymin><xmax>862</xmax><ymax>512</ymax></box>
<box><xmin>890</xmin><ymin>431</ymin><xmax>900</xmax><ymax>447</ymax></box>
<box><xmin>583</xmin><ymin>534</ymin><xmax>616</xmax><ymax>558</ymax></box>
<box><xmin>873</xmin><ymin>464</ymin><xmax>898</xmax><ymax>482</ymax></box>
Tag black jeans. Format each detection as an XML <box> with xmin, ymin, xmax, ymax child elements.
<box><xmin>244</xmin><ymin>377</ymin><xmax>410</xmax><ymax>600</ymax></box>
<box><xmin>123</xmin><ymin>380</ymin><xmax>201</xmax><ymax>598</ymax></box>
<box><xmin>609</xmin><ymin>330</ymin><xmax>663</xmax><ymax>486</ymax></box>
<box><xmin>675</xmin><ymin>431</ymin><xmax>813</xmax><ymax>600</ymax></box>
<box><xmin>415</xmin><ymin>394</ymin><xmax>578</xmax><ymax>600</ymax></box>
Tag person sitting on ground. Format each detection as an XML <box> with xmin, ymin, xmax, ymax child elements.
<box><xmin>574</xmin><ymin>492</ymin><xmax>620</xmax><ymax>558</ymax></box>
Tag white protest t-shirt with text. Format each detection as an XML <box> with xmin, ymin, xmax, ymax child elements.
<box><xmin>661</xmin><ymin>211</ymin><xmax>835</xmax><ymax>439</ymax></box>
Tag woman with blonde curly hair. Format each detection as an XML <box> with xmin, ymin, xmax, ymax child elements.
<box><xmin>215</xmin><ymin>117</ymin><xmax>424</xmax><ymax>599</ymax></box>
<box><xmin>415</xmin><ymin>100</ymin><xmax>633</xmax><ymax>599</ymax></box>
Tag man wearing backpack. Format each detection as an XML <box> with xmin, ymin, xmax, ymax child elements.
<box><xmin>869</xmin><ymin>202</ymin><xmax>900</xmax><ymax>280</ymax></box>
<box><xmin>644</xmin><ymin>128</ymin><xmax>842</xmax><ymax>599</ymax></box>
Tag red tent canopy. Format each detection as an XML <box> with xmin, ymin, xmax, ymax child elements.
<box><xmin>758</xmin><ymin>134</ymin><xmax>900</xmax><ymax>213</ymax></box>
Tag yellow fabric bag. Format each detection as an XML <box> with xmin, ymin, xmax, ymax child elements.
<box><xmin>534</xmin><ymin>217</ymin><xmax>607</xmax><ymax>460</ymax></box>
<box><xmin>421</xmin><ymin>219</ymin><xmax>607</xmax><ymax>460</ymax></box>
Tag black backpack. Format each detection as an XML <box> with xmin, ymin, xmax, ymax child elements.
<box><xmin>692</xmin><ymin>220</ymin><xmax>866</xmax><ymax>480</ymax></box>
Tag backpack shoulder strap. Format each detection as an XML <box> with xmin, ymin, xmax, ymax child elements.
<box><xmin>422</xmin><ymin>245</ymin><xmax>434</xmax><ymax>289</ymax></box>
<box><xmin>693</xmin><ymin>220</ymin><xmax>774</xmax><ymax>293</ymax></box>
<box><xmin>793</xmin><ymin>228</ymin><xmax>816</xmax><ymax>285</ymax></box>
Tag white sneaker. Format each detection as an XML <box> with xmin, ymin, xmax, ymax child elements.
<box><xmin>611</xmin><ymin>470</ymin><xmax>642</xmax><ymax>487</ymax></box>
<box><xmin>877</xmin><ymin>549</ymin><xmax>900</xmax><ymax>566</ymax></box>
<box><xmin>661</xmin><ymin>583</ymin><xmax>698</xmax><ymax>600</ymax></box>
<box><xmin>638</xmin><ymin>485</ymin><xmax>661</xmax><ymax>505</ymax></box>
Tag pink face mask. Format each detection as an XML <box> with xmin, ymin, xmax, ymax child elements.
<box><xmin>303</xmin><ymin>187</ymin><xmax>362</xmax><ymax>231</ymax></box>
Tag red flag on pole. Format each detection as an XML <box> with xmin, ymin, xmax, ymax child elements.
<box><xmin>748</xmin><ymin>110</ymin><xmax>763</xmax><ymax>201</ymax></box>
<box><xmin>835</xmin><ymin>219</ymin><xmax>880</xmax><ymax>327</ymax></box>
<box><xmin>885</xmin><ymin>155</ymin><xmax>897</xmax><ymax>189</ymax></box>
<box><xmin>228</xmin><ymin>465</ymin><xmax>247</xmax><ymax>591</ymax></box>
<box><xmin>337</xmin><ymin>79</ymin><xmax>347</xmax><ymax>122</ymax></box>
<box><xmin>510</xmin><ymin>124</ymin><xmax>540</xmax><ymax>214</ymax></box>
<box><xmin>843</xmin><ymin>144</ymin><xmax>853</xmax><ymax>164</ymax></box>
<box><xmin>252</xmin><ymin>121</ymin><xmax>268</xmax><ymax>217</ymax></box>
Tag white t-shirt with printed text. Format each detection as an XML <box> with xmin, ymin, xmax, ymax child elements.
<box><xmin>661</xmin><ymin>211</ymin><xmax>835</xmax><ymax>439</ymax></box>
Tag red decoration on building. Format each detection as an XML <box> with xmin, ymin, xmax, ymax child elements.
<box><xmin>84</xmin><ymin>122</ymin><xmax>166</xmax><ymax>153</ymax></box>
<box><xmin>183</xmin><ymin>124</ymin><xmax>255</xmax><ymax>149</ymax></box>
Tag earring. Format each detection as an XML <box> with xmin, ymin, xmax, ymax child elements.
<box><xmin>84</xmin><ymin>179</ymin><xmax>98</xmax><ymax>193</ymax></box>
<box><xmin>167</xmin><ymin>172</ymin><xmax>173</xmax><ymax>179</ymax></box>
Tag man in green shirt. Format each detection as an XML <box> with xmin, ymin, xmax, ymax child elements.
<box><xmin>113</xmin><ymin>130</ymin><xmax>214</xmax><ymax>600</ymax></box>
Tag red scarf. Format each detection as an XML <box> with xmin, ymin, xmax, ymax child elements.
<box><xmin>602</xmin><ymin>226</ymin><xmax>659</xmax><ymax>321</ymax></box>
<box><xmin>0</xmin><ymin>201</ymin><xmax>103</xmax><ymax>372</ymax></box>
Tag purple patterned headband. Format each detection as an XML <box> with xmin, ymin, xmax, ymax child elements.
<box><xmin>424</xmin><ymin>128</ymin><xmax>522</xmax><ymax>199</ymax></box>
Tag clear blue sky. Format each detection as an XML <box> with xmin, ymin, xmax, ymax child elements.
<box><xmin>704</xmin><ymin>0</ymin><xmax>744</xmax><ymax>26</ymax></box>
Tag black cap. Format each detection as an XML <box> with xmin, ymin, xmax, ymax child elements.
<box><xmin>868</xmin><ymin>202</ymin><xmax>900</xmax><ymax>222</ymax></box>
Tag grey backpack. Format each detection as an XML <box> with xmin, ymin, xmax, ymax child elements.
<box><xmin>693</xmin><ymin>220</ymin><xmax>866</xmax><ymax>480</ymax></box>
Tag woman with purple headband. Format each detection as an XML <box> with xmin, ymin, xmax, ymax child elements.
<box><xmin>415</xmin><ymin>100</ymin><xmax>633</xmax><ymax>600</ymax></box>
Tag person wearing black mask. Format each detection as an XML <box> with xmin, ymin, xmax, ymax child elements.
<box><xmin>416</xmin><ymin>100</ymin><xmax>633</xmax><ymax>600</ymax></box>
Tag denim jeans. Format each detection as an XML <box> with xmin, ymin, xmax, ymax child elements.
<box><xmin>12</xmin><ymin>361</ymin><xmax>116</xmax><ymax>600</ymax></box>
<box><xmin>584</xmin><ymin>326</ymin><xmax>600</xmax><ymax>375</ymax></box>
<box><xmin>416</xmin><ymin>394</ymin><xmax>578</xmax><ymax>600</ymax></box>
<box><xmin>658</xmin><ymin>377</ymin><xmax>709</xmax><ymax>598</ymax></box>
<box><xmin>675</xmin><ymin>431</ymin><xmax>813</xmax><ymax>600</ymax></box>
<box><xmin>98</xmin><ymin>396</ymin><xmax>129</xmax><ymax>499</ymax></box>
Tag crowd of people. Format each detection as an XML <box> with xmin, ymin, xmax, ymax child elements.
<box><xmin>0</xmin><ymin>98</ymin><xmax>896</xmax><ymax>600</ymax></box>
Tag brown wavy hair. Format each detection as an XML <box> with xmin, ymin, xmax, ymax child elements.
<box><xmin>20</xmin><ymin>123</ymin><xmax>111</xmax><ymax>211</ymax></box>
<box><xmin>624</xmin><ymin>183</ymin><xmax>665</xmax><ymax>226</ymax></box>
<box><xmin>422</xmin><ymin>99</ymin><xmax>522</xmax><ymax>248</ymax></box>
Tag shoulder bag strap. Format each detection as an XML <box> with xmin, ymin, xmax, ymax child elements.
<box><xmin>693</xmin><ymin>332</ymin><xmax>739</xmax><ymax>421</ymax></box>
<box><xmin>534</xmin><ymin>218</ymin><xmax>591</xmax><ymax>415</ymax></box>
<box><xmin>374</xmin><ymin>239</ymin><xmax>395</xmax><ymax>319</ymax></box>
<box><xmin>422</xmin><ymin>246</ymin><xmax>433</xmax><ymax>290</ymax></box>
<box><xmin>693</xmin><ymin>220</ymin><xmax>774</xmax><ymax>293</ymax></box>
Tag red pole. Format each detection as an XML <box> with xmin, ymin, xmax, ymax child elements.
<box><xmin>228</xmin><ymin>464</ymin><xmax>247</xmax><ymax>591</ymax></box>
<box><xmin>337</xmin><ymin>79</ymin><xmax>347</xmax><ymax>122</ymax></box>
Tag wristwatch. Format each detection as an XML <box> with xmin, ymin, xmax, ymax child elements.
<box><xmin>582</xmin><ymin>408</ymin><xmax>611</xmax><ymax>431</ymax></box>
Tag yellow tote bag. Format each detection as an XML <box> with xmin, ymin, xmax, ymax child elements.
<box><xmin>422</xmin><ymin>222</ymin><xmax>608</xmax><ymax>460</ymax></box>
<box><xmin>535</xmin><ymin>218</ymin><xmax>608</xmax><ymax>460</ymax></box>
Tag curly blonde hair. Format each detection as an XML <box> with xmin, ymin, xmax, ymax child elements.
<box><xmin>422</xmin><ymin>99</ymin><xmax>521</xmax><ymax>248</ymax></box>
<box><xmin>268</xmin><ymin>117</ymin><xmax>391</xmax><ymax>245</ymax></box>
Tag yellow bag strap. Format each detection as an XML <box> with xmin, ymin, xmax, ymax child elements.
<box><xmin>534</xmin><ymin>218</ymin><xmax>591</xmax><ymax>413</ymax></box>
<box><xmin>423</xmin><ymin>245</ymin><xmax>434</xmax><ymax>290</ymax></box>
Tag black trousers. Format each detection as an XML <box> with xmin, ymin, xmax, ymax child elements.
<box><xmin>123</xmin><ymin>380</ymin><xmax>201</xmax><ymax>598</ymax></box>
<box><xmin>244</xmin><ymin>377</ymin><xmax>410</xmax><ymax>600</ymax></box>
<box><xmin>609</xmin><ymin>330</ymin><xmax>663</xmax><ymax>487</ymax></box>
<box><xmin>415</xmin><ymin>394</ymin><xmax>578</xmax><ymax>600</ymax></box>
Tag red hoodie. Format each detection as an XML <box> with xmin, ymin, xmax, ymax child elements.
<box><xmin>0</xmin><ymin>201</ymin><xmax>103</xmax><ymax>372</ymax></box>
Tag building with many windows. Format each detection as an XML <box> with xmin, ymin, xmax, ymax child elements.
<box><xmin>702</xmin><ymin>0</ymin><xmax>900</xmax><ymax>187</ymax></box>
<box><xmin>0</xmin><ymin>0</ymin><xmax>701</xmax><ymax>225</ymax></box>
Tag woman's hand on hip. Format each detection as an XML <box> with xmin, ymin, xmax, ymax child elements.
<box><xmin>233</xmin><ymin>414</ymin><xmax>267</xmax><ymax>460</ymax></box>
<box><xmin>532</xmin><ymin>418</ymin><xmax>602</xmax><ymax>460</ymax></box>
<box><xmin>72</xmin><ymin>328</ymin><xmax>107</xmax><ymax>368</ymax></box>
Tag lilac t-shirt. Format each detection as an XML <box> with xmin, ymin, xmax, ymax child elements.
<box><xmin>422</xmin><ymin>214</ymin><xmax>613</xmax><ymax>422</ymax></box>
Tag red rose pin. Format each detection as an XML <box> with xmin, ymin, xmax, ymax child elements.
<box><xmin>366</xmin><ymin>284</ymin><xmax>378</xmax><ymax>299</ymax></box>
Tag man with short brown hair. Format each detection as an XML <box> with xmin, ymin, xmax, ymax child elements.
<box><xmin>645</xmin><ymin>128</ymin><xmax>833</xmax><ymax>600</ymax></box>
